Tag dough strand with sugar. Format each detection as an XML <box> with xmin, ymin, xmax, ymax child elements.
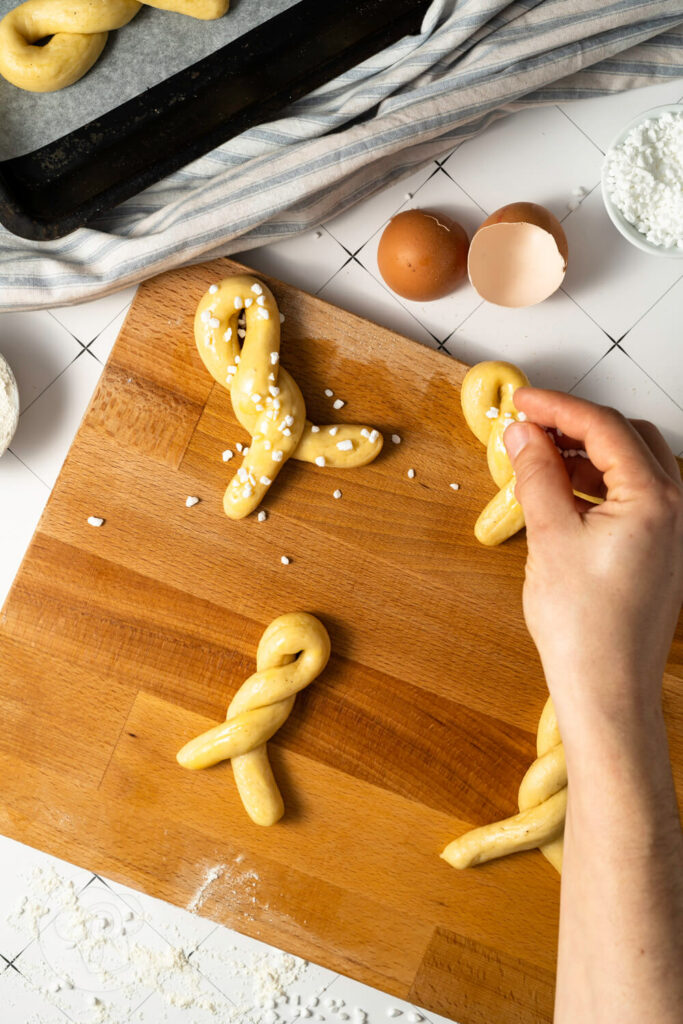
<box><xmin>194</xmin><ymin>274</ymin><xmax>383</xmax><ymax>519</ymax></box>
<box><xmin>461</xmin><ymin>358</ymin><xmax>602</xmax><ymax>545</ymax></box>
<box><xmin>177</xmin><ymin>612</ymin><xmax>331</xmax><ymax>826</ymax></box>
<box><xmin>460</xmin><ymin>360</ymin><xmax>530</xmax><ymax>546</ymax></box>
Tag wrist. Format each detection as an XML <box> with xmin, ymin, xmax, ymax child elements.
<box><xmin>544</xmin><ymin>670</ymin><xmax>665</xmax><ymax>754</ymax></box>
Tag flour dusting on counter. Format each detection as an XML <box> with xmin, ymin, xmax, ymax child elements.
<box><xmin>3</xmin><ymin>862</ymin><xmax>319</xmax><ymax>1024</ymax></box>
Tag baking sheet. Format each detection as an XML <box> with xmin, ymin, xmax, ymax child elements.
<box><xmin>0</xmin><ymin>0</ymin><xmax>301</xmax><ymax>161</ymax></box>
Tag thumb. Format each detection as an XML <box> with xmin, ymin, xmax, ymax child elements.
<box><xmin>504</xmin><ymin>422</ymin><xmax>577</xmax><ymax>536</ymax></box>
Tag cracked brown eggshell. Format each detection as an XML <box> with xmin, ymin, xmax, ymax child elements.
<box><xmin>377</xmin><ymin>209</ymin><xmax>469</xmax><ymax>301</ymax></box>
<box><xmin>468</xmin><ymin>202</ymin><xmax>568</xmax><ymax>308</ymax></box>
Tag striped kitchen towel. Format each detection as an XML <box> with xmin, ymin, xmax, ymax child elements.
<box><xmin>1</xmin><ymin>0</ymin><xmax>682</xmax><ymax>311</ymax></box>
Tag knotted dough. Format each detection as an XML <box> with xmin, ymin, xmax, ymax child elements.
<box><xmin>177</xmin><ymin>612</ymin><xmax>331</xmax><ymax>826</ymax></box>
<box><xmin>460</xmin><ymin>359</ymin><xmax>530</xmax><ymax>546</ymax></box>
<box><xmin>441</xmin><ymin>696</ymin><xmax>565</xmax><ymax>873</ymax></box>
<box><xmin>195</xmin><ymin>274</ymin><xmax>383</xmax><ymax>519</ymax></box>
<box><xmin>0</xmin><ymin>0</ymin><xmax>229</xmax><ymax>92</ymax></box>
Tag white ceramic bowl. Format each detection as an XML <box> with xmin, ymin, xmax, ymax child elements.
<box><xmin>0</xmin><ymin>353</ymin><xmax>19</xmax><ymax>456</ymax></box>
<box><xmin>601</xmin><ymin>103</ymin><xmax>683</xmax><ymax>258</ymax></box>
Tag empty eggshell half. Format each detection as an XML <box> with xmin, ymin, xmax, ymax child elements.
<box><xmin>468</xmin><ymin>202</ymin><xmax>568</xmax><ymax>308</ymax></box>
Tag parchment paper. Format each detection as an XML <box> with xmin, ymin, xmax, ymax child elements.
<box><xmin>0</xmin><ymin>0</ymin><xmax>300</xmax><ymax>160</ymax></box>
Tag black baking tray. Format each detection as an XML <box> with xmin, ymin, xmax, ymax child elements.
<box><xmin>0</xmin><ymin>0</ymin><xmax>431</xmax><ymax>241</ymax></box>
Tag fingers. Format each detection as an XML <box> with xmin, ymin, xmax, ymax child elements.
<box><xmin>564</xmin><ymin>457</ymin><xmax>607</xmax><ymax>502</ymax></box>
<box><xmin>504</xmin><ymin>421</ymin><xmax>578</xmax><ymax>536</ymax></box>
<box><xmin>513</xmin><ymin>388</ymin><xmax>674</xmax><ymax>499</ymax></box>
<box><xmin>630</xmin><ymin>419</ymin><xmax>681</xmax><ymax>483</ymax></box>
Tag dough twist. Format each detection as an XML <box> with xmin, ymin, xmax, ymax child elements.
<box><xmin>460</xmin><ymin>360</ymin><xmax>530</xmax><ymax>546</ymax></box>
<box><xmin>461</xmin><ymin>359</ymin><xmax>604</xmax><ymax>544</ymax></box>
<box><xmin>0</xmin><ymin>0</ymin><xmax>229</xmax><ymax>93</ymax></box>
<box><xmin>195</xmin><ymin>274</ymin><xmax>383</xmax><ymax>519</ymax></box>
<box><xmin>177</xmin><ymin>612</ymin><xmax>331</xmax><ymax>826</ymax></box>
<box><xmin>441</xmin><ymin>696</ymin><xmax>566</xmax><ymax>873</ymax></box>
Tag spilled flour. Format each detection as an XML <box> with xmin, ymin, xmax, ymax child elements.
<box><xmin>3</xmin><ymin>860</ymin><xmax>323</xmax><ymax>1024</ymax></box>
<box><xmin>186</xmin><ymin>855</ymin><xmax>262</xmax><ymax>921</ymax></box>
<box><xmin>187</xmin><ymin>865</ymin><xmax>226</xmax><ymax>914</ymax></box>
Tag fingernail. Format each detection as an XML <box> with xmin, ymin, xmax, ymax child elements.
<box><xmin>504</xmin><ymin>422</ymin><xmax>530</xmax><ymax>460</ymax></box>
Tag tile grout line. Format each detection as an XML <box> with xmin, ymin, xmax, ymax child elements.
<box><xmin>347</xmin><ymin>256</ymin><xmax>443</xmax><ymax>348</ymax></box>
<box><xmin>83</xmin><ymin>301</ymin><xmax>135</xmax><ymax>354</ymax></box>
<box><xmin>48</xmin><ymin>294</ymin><xmax>135</xmax><ymax>352</ymax></box>
<box><xmin>13</xmin><ymin>347</ymin><xmax>91</xmax><ymax>420</ymax></box>
<box><xmin>556</xmin><ymin>105</ymin><xmax>607</xmax><ymax>156</ymax></box>
<box><xmin>568</xmin><ymin>342</ymin><xmax>620</xmax><ymax>393</ymax></box>
<box><xmin>97</xmin><ymin>875</ymin><xmax>221</xmax><ymax>957</ymax></box>
<box><xmin>432</xmin><ymin>164</ymin><xmax>490</xmax><ymax>217</ymax></box>
<box><xmin>45</xmin><ymin>310</ymin><xmax>88</xmax><ymax>352</ymax></box>
<box><xmin>323</xmin><ymin>163</ymin><xmax>443</xmax><ymax>261</ymax></box>
<box><xmin>616</xmin><ymin>270</ymin><xmax>683</xmax><ymax>344</ymax></box>
<box><xmin>5</xmin><ymin>870</ymin><xmax>99</xmax><ymax>970</ymax></box>
<box><xmin>616</xmin><ymin>346</ymin><xmax>683</xmax><ymax>413</ymax></box>
<box><xmin>343</xmin><ymin>159</ymin><xmax>488</xmax><ymax>347</ymax></box>
<box><xmin>439</xmin><ymin>298</ymin><xmax>487</xmax><ymax>352</ymax></box>
<box><xmin>5</xmin><ymin>447</ymin><xmax>51</xmax><ymax>490</ymax></box>
<box><xmin>7</xmin><ymin>957</ymin><xmax>77</xmax><ymax>1023</ymax></box>
<box><xmin>314</xmin><ymin>253</ymin><xmax>356</xmax><ymax>298</ymax></box>
<box><xmin>558</xmin><ymin>286</ymin><xmax>616</xmax><ymax>346</ymax></box>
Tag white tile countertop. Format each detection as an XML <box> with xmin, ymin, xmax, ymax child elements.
<box><xmin>1</xmin><ymin>79</ymin><xmax>682</xmax><ymax>1023</ymax></box>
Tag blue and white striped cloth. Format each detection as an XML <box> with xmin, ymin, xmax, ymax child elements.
<box><xmin>1</xmin><ymin>0</ymin><xmax>682</xmax><ymax>310</ymax></box>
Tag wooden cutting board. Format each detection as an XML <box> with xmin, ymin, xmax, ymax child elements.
<box><xmin>1</xmin><ymin>258</ymin><xmax>681</xmax><ymax>1024</ymax></box>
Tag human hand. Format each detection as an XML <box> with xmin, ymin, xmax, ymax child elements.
<box><xmin>503</xmin><ymin>390</ymin><xmax>683</xmax><ymax>735</ymax></box>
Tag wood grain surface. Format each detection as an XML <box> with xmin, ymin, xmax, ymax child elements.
<box><xmin>1</xmin><ymin>258</ymin><xmax>681</xmax><ymax>1024</ymax></box>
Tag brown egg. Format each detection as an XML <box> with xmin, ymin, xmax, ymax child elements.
<box><xmin>377</xmin><ymin>209</ymin><xmax>469</xmax><ymax>301</ymax></box>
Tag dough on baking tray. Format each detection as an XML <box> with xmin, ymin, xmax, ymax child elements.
<box><xmin>0</xmin><ymin>0</ymin><xmax>229</xmax><ymax>92</ymax></box>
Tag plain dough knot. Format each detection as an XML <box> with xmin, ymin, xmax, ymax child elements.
<box><xmin>442</xmin><ymin>696</ymin><xmax>566</xmax><ymax>873</ymax></box>
<box><xmin>177</xmin><ymin>612</ymin><xmax>331</xmax><ymax>826</ymax></box>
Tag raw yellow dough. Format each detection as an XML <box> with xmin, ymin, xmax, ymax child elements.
<box><xmin>441</xmin><ymin>696</ymin><xmax>566</xmax><ymax>873</ymax></box>
<box><xmin>177</xmin><ymin>612</ymin><xmax>331</xmax><ymax>826</ymax></box>
<box><xmin>194</xmin><ymin>274</ymin><xmax>383</xmax><ymax>519</ymax></box>
<box><xmin>0</xmin><ymin>0</ymin><xmax>229</xmax><ymax>93</ymax></box>
<box><xmin>461</xmin><ymin>359</ymin><xmax>602</xmax><ymax>545</ymax></box>
<box><xmin>140</xmin><ymin>0</ymin><xmax>228</xmax><ymax>16</ymax></box>
<box><xmin>0</xmin><ymin>0</ymin><xmax>140</xmax><ymax>92</ymax></box>
<box><xmin>460</xmin><ymin>359</ymin><xmax>530</xmax><ymax>546</ymax></box>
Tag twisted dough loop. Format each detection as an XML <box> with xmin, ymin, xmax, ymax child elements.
<box><xmin>460</xmin><ymin>360</ymin><xmax>530</xmax><ymax>546</ymax></box>
<box><xmin>441</xmin><ymin>696</ymin><xmax>566</xmax><ymax>873</ymax></box>
<box><xmin>177</xmin><ymin>612</ymin><xmax>331</xmax><ymax>826</ymax></box>
<box><xmin>194</xmin><ymin>274</ymin><xmax>383</xmax><ymax>519</ymax></box>
<box><xmin>0</xmin><ymin>0</ymin><xmax>229</xmax><ymax>92</ymax></box>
